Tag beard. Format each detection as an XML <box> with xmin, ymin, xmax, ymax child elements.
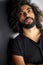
<box><xmin>19</xmin><ymin>17</ymin><xmax>37</xmax><ymax>29</ymax></box>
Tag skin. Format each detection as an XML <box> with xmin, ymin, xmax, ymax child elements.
<box><xmin>12</xmin><ymin>5</ymin><xmax>42</xmax><ymax>65</ymax></box>
<box><xmin>18</xmin><ymin>5</ymin><xmax>35</xmax><ymax>24</ymax></box>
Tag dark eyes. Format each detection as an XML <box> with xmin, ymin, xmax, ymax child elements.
<box><xmin>28</xmin><ymin>9</ymin><xmax>32</xmax><ymax>12</ymax></box>
<box><xmin>18</xmin><ymin>9</ymin><xmax>32</xmax><ymax>16</ymax></box>
<box><xmin>19</xmin><ymin>12</ymin><xmax>23</xmax><ymax>15</ymax></box>
<box><xmin>18</xmin><ymin>12</ymin><xmax>24</xmax><ymax>16</ymax></box>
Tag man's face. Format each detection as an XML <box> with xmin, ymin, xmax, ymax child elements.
<box><xmin>18</xmin><ymin>4</ymin><xmax>35</xmax><ymax>25</ymax></box>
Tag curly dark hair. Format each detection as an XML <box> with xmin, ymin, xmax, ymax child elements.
<box><xmin>7</xmin><ymin>0</ymin><xmax>43</xmax><ymax>33</ymax></box>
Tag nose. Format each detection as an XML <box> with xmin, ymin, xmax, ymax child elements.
<box><xmin>24</xmin><ymin>11</ymin><xmax>29</xmax><ymax>17</ymax></box>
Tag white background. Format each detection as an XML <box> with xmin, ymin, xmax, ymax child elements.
<box><xmin>32</xmin><ymin>0</ymin><xmax>43</xmax><ymax>10</ymax></box>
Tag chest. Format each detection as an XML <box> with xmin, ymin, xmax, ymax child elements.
<box><xmin>22</xmin><ymin>37</ymin><xmax>43</xmax><ymax>63</ymax></box>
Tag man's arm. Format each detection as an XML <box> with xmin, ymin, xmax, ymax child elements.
<box><xmin>12</xmin><ymin>55</ymin><xmax>25</xmax><ymax>65</ymax></box>
<box><xmin>12</xmin><ymin>55</ymin><xmax>35</xmax><ymax>65</ymax></box>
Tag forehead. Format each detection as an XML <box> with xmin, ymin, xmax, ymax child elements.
<box><xmin>20</xmin><ymin>5</ymin><xmax>32</xmax><ymax>11</ymax></box>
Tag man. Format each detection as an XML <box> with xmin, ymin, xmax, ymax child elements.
<box><xmin>7</xmin><ymin>0</ymin><xmax>43</xmax><ymax>65</ymax></box>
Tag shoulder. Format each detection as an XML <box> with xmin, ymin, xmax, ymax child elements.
<box><xmin>7</xmin><ymin>33</ymin><xmax>23</xmax><ymax>52</ymax></box>
<box><xmin>12</xmin><ymin>33</ymin><xmax>22</xmax><ymax>41</ymax></box>
<box><xmin>8</xmin><ymin>33</ymin><xmax>23</xmax><ymax>45</ymax></box>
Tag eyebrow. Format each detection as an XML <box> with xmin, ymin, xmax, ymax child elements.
<box><xmin>19</xmin><ymin>7</ymin><xmax>32</xmax><ymax>12</ymax></box>
<box><xmin>27</xmin><ymin>8</ymin><xmax>32</xmax><ymax>10</ymax></box>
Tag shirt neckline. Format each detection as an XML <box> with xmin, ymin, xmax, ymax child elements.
<box><xmin>20</xmin><ymin>31</ymin><xmax>42</xmax><ymax>44</ymax></box>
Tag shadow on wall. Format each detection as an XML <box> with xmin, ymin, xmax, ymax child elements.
<box><xmin>0</xmin><ymin>1</ymin><xmax>12</xmax><ymax>65</ymax></box>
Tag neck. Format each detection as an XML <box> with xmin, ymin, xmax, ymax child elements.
<box><xmin>23</xmin><ymin>26</ymin><xmax>41</xmax><ymax>37</ymax></box>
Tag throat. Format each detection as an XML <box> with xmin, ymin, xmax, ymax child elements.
<box><xmin>23</xmin><ymin>27</ymin><xmax>41</xmax><ymax>43</ymax></box>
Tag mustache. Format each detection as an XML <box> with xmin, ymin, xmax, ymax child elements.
<box><xmin>24</xmin><ymin>17</ymin><xmax>34</xmax><ymax>22</ymax></box>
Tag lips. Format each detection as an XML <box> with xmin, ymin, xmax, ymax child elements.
<box><xmin>25</xmin><ymin>18</ymin><xmax>32</xmax><ymax>24</ymax></box>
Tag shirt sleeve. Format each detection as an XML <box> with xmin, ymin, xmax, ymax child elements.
<box><xmin>8</xmin><ymin>38</ymin><xmax>24</xmax><ymax>56</ymax></box>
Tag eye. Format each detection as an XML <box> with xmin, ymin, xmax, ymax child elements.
<box><xmin>18</xmin><ymin>12</ymin><xmax>24</xmax><ymax>16</ymax></box>
<box><xmin>28</xmin><ymin>9</ymin><xmax>32</xmax><ymax>13</ymax></box>
<box><xmin>18</xmin><ymin>12</ymin><xmax>26</xmax><ymax>17</ymax></box>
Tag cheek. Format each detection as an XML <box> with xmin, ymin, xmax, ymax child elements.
<box><xmin>29</xmin><ymin>12</ymin><xmax>35</xmax><ymax>19</ymax></box>
<box><xmin>18</xmin><ymin>16</ymin><xmax>25</xmax><ymax>22</ymax></box>
<box><xmin>31</xmin><ymin>13</ymin><xmax>35</xmax><ymax>18</ymax></box>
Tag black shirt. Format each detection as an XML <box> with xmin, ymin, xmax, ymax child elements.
<box><xmin>7</xmin><ymin>31</ymin><xmax>43</xmax><ymax>64</ymax></box>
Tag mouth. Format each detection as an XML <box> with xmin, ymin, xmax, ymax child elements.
<box><xmin>25</xmin><ymin>18</ymin><xmax>33</xmax><ymax>24</ymax></box>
